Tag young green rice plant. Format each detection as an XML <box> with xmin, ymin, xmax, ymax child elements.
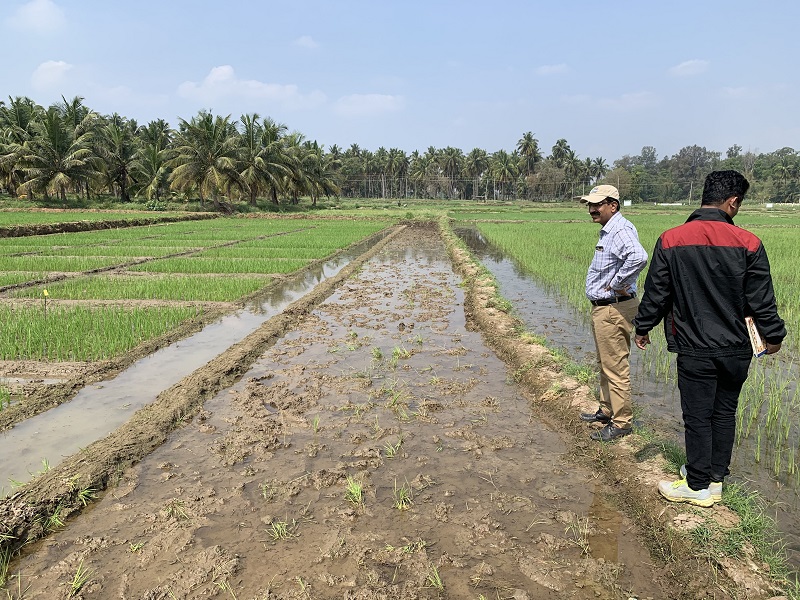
<box><xmin>393</xmin><ymin>479</ymin><xmax>414</xmax><ymax>511</ymax></box>
<box><xmin>392</xmin><ymin>345</ymin><xmax>412</xmax><ymax>361</ymax></box>
<box><xmin>0</xmin><ymin>548</ymin><xmax>11</xmax><ymax>588</ymax></box>
<box><xmin>425</xmin><ymin>565</ymin><xmax>444</xmax><ymax>590</ymax></box>
<box><xmin>163</xmin><ymin>499</ymin><xmax>190</xmax><ymax>521</ymax></box>
<box><xmin>68</xmin><ymin>560</ymin><xmax>92</xmax><ymax>597</ymax></box>
<box><xmin>310</xmin><ymin>414</ymin><xmax>321</xmax><ymax>433</ymax></box>
<box><xmin>371</xmin><ymin>347</ymin><xmax>384</xmax><ymax>361</ymax></box>
<box><xmin>344</xmin><ymin>476</ymin><xmax>364</xmax><ymax>506</ymax></box>
<box><xmin>383</xmin><ymin>437</ymin><xmax>403</xmax><ymax>459</ymax></box>
<box><xmin>267</xmin><ymin>519</ymin><xmax>296</xmax><ymax>541</ymax></box>
<box><xmin>259</xmin><ymin>481</ymin><xmax>277</xmax><ymax>501</ymax></box>
<box><xmin>0</xmin><ymin>382</ymin><xmax>11</xmax><ymax>410</ymax></box>
<box><xmin>76</xmin><ymin>486</ymin><xmax>97</xmax><ymax>507</ymax></box>
<box><xmin>129</xmin><ymin>541</ymin><xmax>145</xmax><ymax>553</ymax></box>
<box><xmin>295</xmin><ymin>576</ymin><xmax>311</xmax><ymax>599</ymax></box>
<box><xmin>565</xmin><ymin>515</ymin><xmax>591</xmax><ymax>556</ymax></box>
<box><xmin>43</xmin><ymin>503</ymin><xmax>65</xmax><ymax>532</ymax></box>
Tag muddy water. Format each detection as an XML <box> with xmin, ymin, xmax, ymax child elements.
<box><xmin>456</xmin><ymin>226</ymin><xmax>800</xmax><ymax>566</ymax></box>
<box><xmin>0</xmin><ymin>241</ymin><xmax>381</xmax><ymax>496</ymax></box>
<box><xmin>9</xmin><ymin>227</ymin><xmax>668</xmax><ymax>599</ymax></box>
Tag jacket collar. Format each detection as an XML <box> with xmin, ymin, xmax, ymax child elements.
<box><xmin>686</xmin><ymin>207</ymin><xmax>734</xmax><ymax>225</ymax></box>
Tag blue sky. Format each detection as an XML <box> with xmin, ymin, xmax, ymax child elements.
<box><xmin>2</xmin><ymin>0</ymin><xmax>798</xmax><ymax>163</ymax></box>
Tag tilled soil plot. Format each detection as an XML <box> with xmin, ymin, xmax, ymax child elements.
<box><xmin>7</xmin><ymin>227</ymin><xmax>669</xmax><ymax>599</ymax></box>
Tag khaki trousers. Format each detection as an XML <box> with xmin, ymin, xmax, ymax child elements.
<box><xmin>590</xmin><ymin>299</ymin><xmax>639</xmax><ymax>429</ymax></box>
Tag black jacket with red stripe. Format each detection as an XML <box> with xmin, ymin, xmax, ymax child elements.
<box><xmin>633</xmin><ymin>208</ymin><xmax>786</xmax><ymax>357</ymax></box>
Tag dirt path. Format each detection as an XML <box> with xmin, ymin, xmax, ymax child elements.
<box><xmin>2</xmin><ymin>226</ymin><xmax>675</xmax><ymax>599</ymax></box>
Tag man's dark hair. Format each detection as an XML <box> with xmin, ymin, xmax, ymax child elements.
<box><xmin>701</xmin><ymin>170</ymin><xmax>750</xmax><ymax>206</ymax></box>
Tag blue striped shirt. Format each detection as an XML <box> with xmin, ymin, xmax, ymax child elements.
<box><xmin>586</xmin><ymin>212</ymin><xmax>648</xmax><ymax>301</ymax></box>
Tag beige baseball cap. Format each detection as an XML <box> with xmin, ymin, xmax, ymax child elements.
<box><xmin>577</xmin><ymin>184</ymin><xmax>620</xmax><ymax>204</ymax></box>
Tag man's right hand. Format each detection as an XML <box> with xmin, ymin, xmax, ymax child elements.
<box><xmin>635</xmin><ymin>334</ymin><xmax>650</xmax><ymax>350</ymax></box>
<box><xmin>766</xmin><ymin>342</ymin><xmax>782</xmax><ymax>355</ymax></box>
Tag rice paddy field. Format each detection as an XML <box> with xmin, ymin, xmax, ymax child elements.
<box><xmin>0</xmin><ymin>203</ymin><xmax>797</xmax><ymax>599</ymax></box>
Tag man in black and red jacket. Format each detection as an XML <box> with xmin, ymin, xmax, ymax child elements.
<box><xmin>633</xmin><ymin>170</ymin><xmax>786</xmax><ymax>507</ymax></box>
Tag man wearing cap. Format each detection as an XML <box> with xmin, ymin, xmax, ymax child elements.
<box><xmin>578</xmin><ymin>185</ymin><xmax>648</xmax><ymax>441</ymax></box>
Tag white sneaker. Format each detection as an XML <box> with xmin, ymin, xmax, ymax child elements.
<box><xmin>679</xmin><ymin>464</ymin><xmax>722</xmax><ymax>501</ymax></box>
<box><xmin>658</xmin><ymin>478</ymin><xmax>715</xmax><ymax>507</ymax></box>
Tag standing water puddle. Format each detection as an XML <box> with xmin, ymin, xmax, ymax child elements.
<box><xmin>456</xmin><ymin>225</ymin><xmax>800</xmax><ymax>566</ymax></box>
<box><xmin>0</xmin><ymin>237</ymin><xmax>386</xmax><ymax>495</ymax></box>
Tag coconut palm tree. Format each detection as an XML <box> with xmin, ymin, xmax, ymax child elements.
<box><xmin>489</xmin><ymin>149</ymin><xmax>518</xmax><ymax>200</ymax></box>
<box><xmin>516</xmin><ymin>132</ymin><xmax>542</xmax><ymax>178</ymax></box>
<box><xmin>95</xmin><ymin>115</ymin><xmax>138</xmax><ymax>202</ymax></box>
<box><xmin>130</xmin><ymin>142</ymin><xmax>169</xmax><ymax>201</ymax></box>
<box><xmin>237</xmin><ymin>113</ymin><xmax>293</xmax><ymax>206</ymax></box>
<box><xmin>0</xmin><ymin>96</ymin><xmax>43</xmax><ymax>197</ymax></box>
<box><xmin>550</xmin><ymin>138</ymin><xmax>571</xmax><ymax>168</ymax></box>
<box><xmin>592</xmin><ymin>156</ymin><xmax>609</xmax><ymax>183</ymax></box>
<box><xmin>16</xmin><ymin>105</ymin><xmax>97</xmax><ymax>202</ymax></box>
<box><xmin>464</xmin><ymin>148</ymin><xmax>489</xmax><ymax>200</ymax></box>
<box><xmin>301</xmin><ymin>141</ymin><xmax>341</xmax><ymax>206</ymax></box>
<box><xmin>168</xmin><ymin>110</ymin><xmax>242</xmax><ymax>211</ymax></box>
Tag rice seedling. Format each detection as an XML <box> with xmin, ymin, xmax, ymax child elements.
<box><xmin>76</xmin><ymin>486</ymin><xmax>97</xmax><ymax>507</ymax></box>
<box><xmin>129</xmin><ymin>541</ymin><xmax>145</xmax><ymax>553</ymax></box>
<box><xmin>0</xmin><ymin>548</ymin><xmax>11</xmax><ymax>588</ymax></box>
<box><xmin>565</xmin><ymin>515</ymin><xmax>591</xmax><ymax>556</ymax></box>
<box><xmin>425</xmin><ymin>565</ymin><xmax>444</xmax><ymax>590</ymax></box>
<box><xmin>163</xmin><ymin>499</ymin><xmax>190</xmax><ymax>521</ymax></box>
<box><xmin>43</xmin><ymin>503</ymin><xmax>65</xmax><ymax>532</ymax></box>
<box><xmin>392</xmin><ymin>345</ymin><xmax>412</xmax><ymax>360</ymax></box>
<box><xmin>0</xmin><ymin>382</ymin><xmax>11</xmax><ymax>410</ymax></box>
<box><xmin>68</xmin><ymin>560</ymin><xmax>92</xmax><ymax>597</ymax></box>
<box><xmin>310</xmin><ymin>415</ymin><xmax>321</xmax><ymax>433</ymax></box>
<box><xmin>296</xmin><ymin>576</ymin><xmax>311</xmax><ymax>598</ymax></box>
<box><xmin>393</xmin><ymin>479</ymin><xmax>413</xmax><ymax>511</ymax></box>
<box><xmin>383</xmin><ymin>437</ymin><xmax>403</xmax><ymax>459</ymax></box>
<box><xmin>371</xmin><ymin>347</ymin><xmax>384</xmax><ymax>361</ymax></box>
<box><xmin>259</xmin><ymin>482</ymin><xmax>277</xmax><ymax>501</ymax></box>
<box><xmin>267</xmin><ymin>519</ymin><xmax>296</xmax><ymax>541</ymax></box>
<box><xmin>344</xmin><ymin>476</ymin><xmax>364</xmax><ymax>506</ymax></box>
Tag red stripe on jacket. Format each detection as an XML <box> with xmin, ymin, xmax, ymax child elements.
<box><xmin>660</xmin><ymin>219</ymin><xmax>761</xmax><ymax>252</ymax></box>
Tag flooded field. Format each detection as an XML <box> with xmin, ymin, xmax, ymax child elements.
<box><xmin>0</xmin><ymin>222</ymin><xmax>786</xmax><ymax>599</ymax></box>
<box><xmin>457</xmin><ymin>225</ymin><xmax>800</xmax><ymax>567</ymax></box>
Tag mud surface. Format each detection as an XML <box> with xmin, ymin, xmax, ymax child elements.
<box><xmin>2</xmin><ymin>227</ymin><xmax>674</xmax><ymax>599</ymax></box>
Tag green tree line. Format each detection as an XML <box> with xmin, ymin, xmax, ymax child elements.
<box><xmin>2</xmin><ymin>95</ymin><xmax>798</xmax><ymax>209</ymax></box>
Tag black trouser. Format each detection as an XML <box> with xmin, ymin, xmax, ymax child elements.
<box><xmin>677</xmin><ymin>354</ymin><xmax>751</xmax><ymax>491</ymax></box>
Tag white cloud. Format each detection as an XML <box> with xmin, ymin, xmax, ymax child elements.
<box><xmin>292</xmin><ymin>35</ymin><xmax>318</xmax><ymax>49</ymax></box>
<box><xmin>668</xmin><ymin>59</ymin><xmax>709</xmax><ymax>77</ymax></box>
<box><xmin>31</xmin><ymin>60</ymin><xmax>73</xmax><ymax>90</ymax></box>
<box><xmin>177</xmin><ymin>65</ymin><xmax>326</xmax><ymax>110</ymax></box>
<box><xmin>536</xmin><ymin>64</ymin><xmax>568</xmax><ymax>75</ymax></box>
<box><xmin>5</xmin><ymin>0</ymin><xmax>66</xmax><ymax>34</ymax></box>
